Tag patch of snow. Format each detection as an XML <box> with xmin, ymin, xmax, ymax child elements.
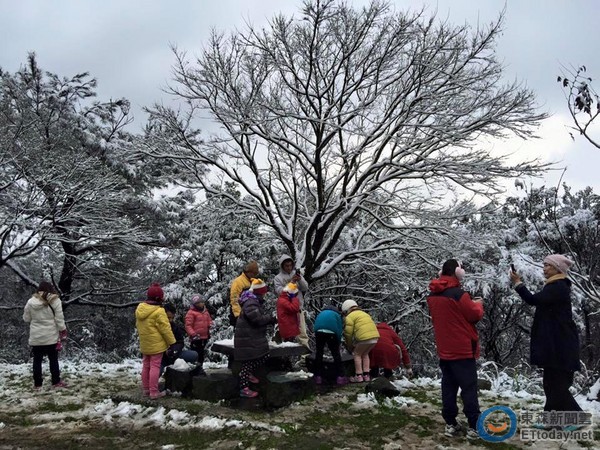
<box><xmin>170</xmin><ymin>358</ymin><xmax>192</xmax><ymax>371</ymax></box>
<box><xmin>82</xmin><ymin>399</ymin><xmax>285</xmax><ymax>432</ymax></box>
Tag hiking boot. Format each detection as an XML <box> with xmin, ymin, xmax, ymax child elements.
<box><xmin>349</xmin><ymin>375</ymin><xmax>364</xmax><ymax>383</ymax></box>
<box><xmin>314</xmin><ymin>375</ymin><xmax>323</xmax><ymax>385</ymax></box>
<box><xmin>444</xmin><ymin>422</ymin><xmax>464</xmax><ymax>437</ymax></box>
<box><xmin>240</xmin><ymin>387</ymin><xmax>259</xmax><ymax>398</ymax></box>
<box><xmin>150</xmin><ymin>391</ymin><xmax>167</xmax><ymax>400</ymax></box>
<box><xmin>248</xmin><ymin>374</ymin><xmax>260</xmax><ymax>384</ymax></box>
<box><xmin>52</xmin><ymin>381</ymin><xmax>68</xmax><ymax>389</ymax></box>
<box><xmin>336</xmin><ymin>376</ymin><xmax>349</xmax><ymax>386</ymax></box>
<box><xmin>466</xmin><ymin>428</ymin><xmax>479</xmax><ymax>440</ymax></box>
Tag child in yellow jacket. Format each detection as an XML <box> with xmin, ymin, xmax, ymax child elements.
<box><xmin>341</xmin><ymin>300</ymin><xmax>379</xmax><ymax>383</ymax></box>
<box><xmin>135</xmin><ymin>283</ymin><xmax>176</xmax><ymax>399</ymax></box>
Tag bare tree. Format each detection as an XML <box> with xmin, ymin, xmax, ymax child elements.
<box><xmin>145</xmin><ymin>0</ymin><xmax>548</xmax><ymax>281</ymax></box>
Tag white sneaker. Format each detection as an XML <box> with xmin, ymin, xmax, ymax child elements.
<box><xmin>466</xmin><ymin>428</ymin><xmax>479</xmax><ymax>440</ymax></box>
<box><xmin>444</xmin><ymin>423</ymin><xmax>464</xmax><ymax>437</ymax></box>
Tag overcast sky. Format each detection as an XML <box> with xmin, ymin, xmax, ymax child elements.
<box><xmin>2</xmin><ymin>0</ymin><xmax>600</xmax><ymax>193</ymax></box>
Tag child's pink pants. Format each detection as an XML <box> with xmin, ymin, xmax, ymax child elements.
<box><xmin>141</xmin><ymin>353</ymin><xmax>163</xmax><ymax>396</ymax></box>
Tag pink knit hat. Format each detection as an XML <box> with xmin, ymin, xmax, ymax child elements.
<box><xmin>543</xmin><ymin>254</ymin><xmax>574</xmax><ymax>274</ymax></box>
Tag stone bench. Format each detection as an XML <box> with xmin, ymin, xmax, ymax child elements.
<box><xmin>165</xmin><ymin>366</ymin><xmax>315</xmax><ymax>407</ymax></box>
<box><xmin>304</xmin><ymin>352</ymin><xmax>355</xmax><ymax>384</ymax></box>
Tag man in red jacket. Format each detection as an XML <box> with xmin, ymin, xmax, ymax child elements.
<box><xmin>427</xmin><ymin>259</ymin><xmax>483</xmax><ymax>440</ymax></box>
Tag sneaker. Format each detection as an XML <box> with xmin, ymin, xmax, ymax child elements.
<box><xmin>336</xmin><ymin>376</ymin><xmax>349</xmax><ymax>386</ymax></box>
<box><xmin>314</xmin><ymin>375</ymin><xmax>323</xmax><ymax>385</ymax></box>
<box><xmin>248</xmin><ymin>374</ymin><xmax>260</xmax><ymax>384</ymax></box>
<box><xmin>466</xmin><ymin>428</ymin><xmax>479</xmax><ymax>440</ymax></box>
<box><xmin>52</xmin><ymin>381</ymin><xmax>68</xmax><ymax>388</ymax></box>
<box><xmin>362</xmin><ymin>374</ymin><xmax>371</xmax><ymax>382</ymax></box>
<box><xmin>240</xmin><ymin>387</ymin><xmax>259</xmax><ymax>398</ymax></box>
<box><xmin>349</xmin><ymin>375</ymin><xmax>364</xmax><ymax>383</ymax></box>
<box><xmin>444</xmin><ymin>423</ymin><xmax>464</xmax><ymax>437</ymax></box>
<box><xmin>150</xmin><ymin>391</ymin><xmax>167</xmax><ymax>400</ymax></box>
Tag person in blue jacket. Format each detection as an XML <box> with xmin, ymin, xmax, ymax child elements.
<box><xmin>312</xmin><ymin>305</ymin><xmax>347</xmax><ymax>385</ymax></box>
<box><xmin>510</xmin><ymin>254</ymin><xmax>582</xmax><ymax>417</ymax></box>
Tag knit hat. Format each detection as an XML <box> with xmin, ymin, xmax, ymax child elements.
<box><xmin>341</xmin><ymin>299</ymin><xmax>358</xmax><ymax>313</ymax></box>
<box><xmin>543</xmin><ymin>254</ymin><xmax>574</xmax><ymax>274</ymax></box>
<box><xmin>249</xmin><ymin>278</ymin><xmax>268</xmax><ymax>296</ymax></box>
<box><xmin>37</xmin><ymin>280</ymin><xmax>56</xmax><ymax>294</ymax></box>
<box><xmin>190</xmin><ymin>294</ymin><xmax>203</xmax><ymax>307</ymax></box>
<box><xmin>283</xmin><ymin>283</ymin><xmax>299</xmax><ymax>294</ymax></box>
<box><xmin>147</xmin><ymin>282</ymin><xmax>164</xmax><ymax>301</ymax></box>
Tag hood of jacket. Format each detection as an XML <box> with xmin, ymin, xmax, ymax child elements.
<box><xmin>240</xmin><ymin>290</ymin><xmax>262</xmax><ymax>306</ymax></box>
<box><xmin>429</xmin><ymin>275</ymin><xmax>461</xmax><ymax>294</ymax></box>
<box><xmin>278</xmin><ymin>254</ymin><xmax>294</xmax><ymax>271</ymax></box>
<box><xmin>135</xmin><ymin>302</ymin><xmax>163</xmax><ymax>320</ymax></box>
<box><xmin>29</xmin><ymin>292</ymin><xmax>59</xmax><ymax>309</ymax></box>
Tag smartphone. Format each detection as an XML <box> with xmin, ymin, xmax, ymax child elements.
<box><xmin>295</xmin><ymin>268</ymin><xmax>301</xmax><ymax>276</ymax></box>
<box><xmin>510</xmin><ymin>263</ymin><xmax>516</xmax><ymax>273</ymax></box>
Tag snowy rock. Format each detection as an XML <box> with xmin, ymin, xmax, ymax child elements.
<box><xmin>477</xmin><ymin>378</ymin><xmax>492</xmax><ymax>391</ymax></box>
<box><xmin>364</xmin><ymin>377</ymin><xmax>401</xmax><ymax>398</ymax></box>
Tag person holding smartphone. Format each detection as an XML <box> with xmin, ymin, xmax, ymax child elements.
<box><xmin>509</xmin><ymin>255</ymin><xmax>582</xmax><ymax>417</ymax></box>
<box><xmin>274</xmin><ymin>254</ymin><xmax>310</xmax><ymax>348</ymax></box>
<box><xmin>427</xmin><ymin>259</ymin><xmax>483</xmax><ymax>440</ymax></box>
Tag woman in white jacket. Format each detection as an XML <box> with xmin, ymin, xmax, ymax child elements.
<box><xmin>23</xmin><ymin>281</ymin><xmax>67</xmax><ymax>389</ymax></box>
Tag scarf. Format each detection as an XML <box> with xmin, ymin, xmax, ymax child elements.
<box><xmin>544</xmin><ymin>273</ymin><xmax>568</xmax><ymax>285</ymax></box>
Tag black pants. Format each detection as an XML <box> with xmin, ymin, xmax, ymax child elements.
<box><xmin>314</xmin><ymin>332</ymin><xmax>342</xmax><ymax>377</ymax></box>
<box><xmin>542</xmin><ymin>367</ymin><xmax>582</xmax><ymax>412</ymax></box>
<box><xmin>191</xmin><ymin>339</ymin><xmax>208</xmax><ymax>367</ymax></box>
<box><xmin>32</xmin><ymin>344</ymin><xmax>61</xmax><ymax>387</ymax></box>
<box><xmin>439</xmin><ymin>358</ymin><xmax>480</xmax><ymax>429</ymax></box>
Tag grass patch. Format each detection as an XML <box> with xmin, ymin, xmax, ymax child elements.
<box><xmin>402</xmin><ymin>388</ymin><xmax>442</xmax><ymax>407</ymax></box>
<box><xmin>37</xmin><ymin>402</ymin><xmax>82</xmax><ymax>413</ymax></box>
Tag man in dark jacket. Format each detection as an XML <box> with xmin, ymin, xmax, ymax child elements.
<box><xmin>510</xmin><ymin>254</ymin><xmax>582</xmax><ymax>416</ymax></box>
<box><xmin>234</xmin><ymin>279</ymin><xmax>277</xmax><ymax>398</ymax></box>
<box><xmin>427</xmin><ymin>259</ymin><xmax>483</xmax><ymax>440</ymax></box>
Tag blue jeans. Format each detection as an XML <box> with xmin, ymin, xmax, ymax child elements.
<box><xmin>160</xmin><ymin>349</ymin><xmax>199</xmax><ymax>376</ymax></box>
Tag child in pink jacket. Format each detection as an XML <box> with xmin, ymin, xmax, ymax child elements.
<box><xmin>185</xmin><ymin>294</ymin><xmax>212</xmax><ymax>368</ymax></box>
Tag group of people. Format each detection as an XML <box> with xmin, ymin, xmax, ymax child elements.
<box><xmin>23</xmin><ymin>252</ymin><xmax>583</xmax><ymax>437</ymax></box>
<box><xmin>229</xmin><ymin>255</ymin><xmax>412</xmax><ymax>397</ymax></box>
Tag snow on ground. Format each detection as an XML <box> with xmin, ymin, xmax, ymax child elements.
<box><xmin>0</xmin><ymin>358</ymin><xmax>598</xmax><ymax>448</ymax></box>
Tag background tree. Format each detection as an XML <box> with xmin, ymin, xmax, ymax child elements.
<box><xmin>145</xmin><ymin>0</ymin><xmax>549</xmax><ymax>284</ymax></box>
<box><xmin>558</xmin><ymin>65</ymin><xmax>600</xmax><ymax>149</ymax></box>
<box><xmin>0</xmin><ymin>54</ymin><xmax>170</xmax><ymax>305</ymax></box>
